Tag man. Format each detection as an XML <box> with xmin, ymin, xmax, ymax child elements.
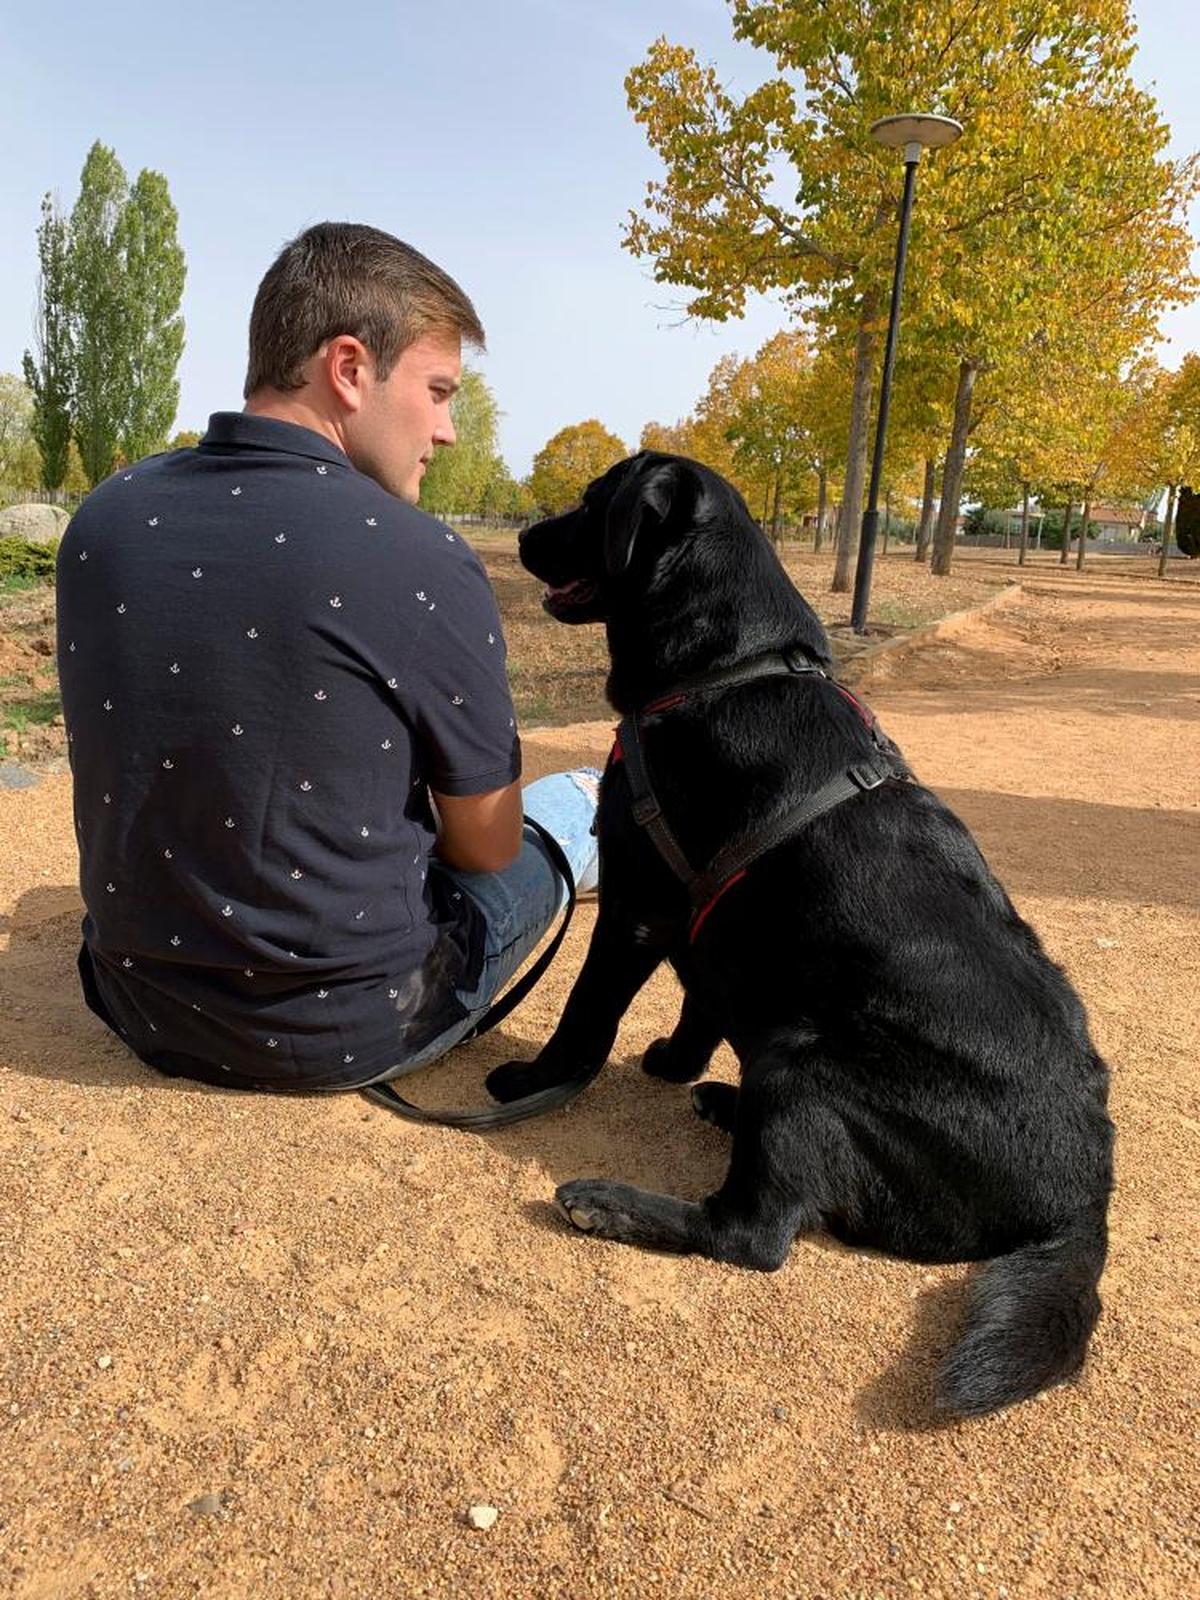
<box><xmin>56</xmin><ymin>222</ymin><xmax>597</xmax><ymax>1094</ymax></box>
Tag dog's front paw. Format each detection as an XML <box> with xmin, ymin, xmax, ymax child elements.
<box><xmin>486</xmin><ymin>1057</ymin><xmax>575</xmax><ymax>1103</ymax></box>
<box><xmin>554</xmin><ymin>1178</ymin><xmax>701</xmax><ymax>1253</ymax></box>
<box><xmin>555</xmin><ymin>1179</ymin><xmax>638</xmax><ymax>1240</ymax></box>
<box><xmin>641</xmin><ymin>1036</ymin><xmax>705</xmax><ymax>1083</ymax></box>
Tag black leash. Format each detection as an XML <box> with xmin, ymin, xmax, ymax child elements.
<box><xmin>362</xmin><ymin>816</ymin><xmax>601</xmax><ymax>1129</ymax></box>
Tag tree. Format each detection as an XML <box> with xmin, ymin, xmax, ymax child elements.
<box><xmin>1151</xmin><ymin>356</ymin><xmax>1200</xmax><ymax>568</ymax></box>
<box><xmin>21</xmin><ymin>195</ymin><xmax>73</xmax><ymax>490</ymax></box>
<box><xmin>167</xmin><ymin>430</ymin><xmax>202</xmax><ymax>450</ymax></box>
<box><xmin>725</xmin><ymin>331</ymin><xmax>828</xmax><ymax>542</ymax></box>
<box><xmin>528</xmin><ymin>421</ymin><xmax>627</xmax><ymax>513</ymax></box>
<box><xmin>118</xmin><ymin>169</ymin><xmax>186</xmax><ymax>464</ymax></box>
<box><xmin>0</xmin><ymin>375</ymin><xmax>42</xmax><ymax>488</ymax></box>
<box><xmin>925</xmin><ymin>69</ymin><xmax>1198</xmax><ymax>575</ymax></box>
<box><xmin>420</xmin><ymin>369</ymin><xmax>508</xmax><ymax>516</ymax></box>
<box><xmin>68</xmin><ymin>142</ymin><xmax>131</xmax><ymax>486</ymax></box>
<box><xmin>624</xmin><ymin>1</ymin><xmax>1199</xmax><ymax>595</ymax></box>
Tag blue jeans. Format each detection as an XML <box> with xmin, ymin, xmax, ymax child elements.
<box><xmin>372</xmin><ymin>769</ymin><xmax>601</xmax><ymax>1079</ymax></box>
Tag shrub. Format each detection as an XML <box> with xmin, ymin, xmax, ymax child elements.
<box><xmin>0</xmin><ymin>536</ymin><xmax>59</xmax><ymax>583</ymax></box>
<box><xmin>1176</xmin><ymin>487</ymin><xmax>1200</xmax><ymax>557</ymax></box>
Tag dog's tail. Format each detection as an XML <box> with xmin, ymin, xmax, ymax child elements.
<box><xmin>935</xmin><ymin>1208</ymin><xmax>1108</xmax><ymax>1417</ymax></box>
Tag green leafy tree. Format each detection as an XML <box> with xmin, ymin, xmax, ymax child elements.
<box><xmin>529</xmin><ymin>421</ymin><xmax>627</xmax><ymax>513</ymax></box>
<box><xmin>68</xmin><ymin>142</ymin><xmax>131</xmax><ymax>486</ymax></box>
<box><xmin>420</xmin><ymin>369</ymin><xmax>507</xmax><ymax>516</ymax></box>
<box><xmin>118</xmin><ymin>169</ymin><xmax>186</xmax><ymax>464</ymax></box>
<box><xmin>21</xmin><ymin>195</ymin><xmax>73</xmax><ymax>489</ymax></box>
<box><xmin>0</xmin><ymin>375</ymin><xmax>42</xmax><ymax>489</ymax></box>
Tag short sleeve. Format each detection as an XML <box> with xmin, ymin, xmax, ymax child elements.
<box><xmin>401</xmin><ymin>543</ymin><xmax>521</xmax><ymax>796</ymax></box>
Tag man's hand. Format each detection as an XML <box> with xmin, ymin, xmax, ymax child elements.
<box><xmin>431</xmin><ymin>780</ymin><xmax>523</xmax><ymax>874</ymax></box>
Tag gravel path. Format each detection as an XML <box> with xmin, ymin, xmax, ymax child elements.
<box><xmin>1</xmin><ymin>567</ymin><xmax>1196</xmax><ymax>1598</ymax></box>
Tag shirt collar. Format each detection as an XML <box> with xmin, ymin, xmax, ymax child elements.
<box><xmin>200</xmin><ymin>412</ymin><xmax>352</xmax><ymax>470</ymax></box>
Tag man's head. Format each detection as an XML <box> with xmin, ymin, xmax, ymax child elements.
<box><xmin>244</xmin><ymin>223</ymin><xmax>485</xmax><ymax>502</ymax></box>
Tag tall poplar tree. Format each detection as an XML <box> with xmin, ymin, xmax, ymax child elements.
<box><xmin>68</xmin><ymin>142</ymin><xmax>131</xmax><ymax>486</ymax></box>
<box><xmin>22</xmin><ymin>195</ymin><xmax>73</xmax><ymax>490</ymax></box>
<box><xmin>118</xmin><ymin>169</ymin><xmax>186</xmax><ymax>464</ymax></box>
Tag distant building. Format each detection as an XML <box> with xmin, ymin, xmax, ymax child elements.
<box><xmin>1086</xmin><ymin>503</ymin><xmax>1147</xmax><ymax>540</ymax></box>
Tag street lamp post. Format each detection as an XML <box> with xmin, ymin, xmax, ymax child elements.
<box><xmin>850</xmin><ymin>112</ymin><xmax>963</xmax><ymax>634</ymax></box>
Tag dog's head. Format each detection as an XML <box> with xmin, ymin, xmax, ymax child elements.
<box><xmin>519</xmin><ymin>451</ymin><xmax>709</xmax><ymax>625</ymax></box>
<box><xmin>520</xmin><ymin>452</ymin><xmax>832</xmax><ymax>695</ymax></box>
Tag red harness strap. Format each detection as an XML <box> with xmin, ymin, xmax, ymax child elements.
<box><xmin>689</xmin><ymin>870</ymin><xmax>747</xmax><ymax>942</ymax></box>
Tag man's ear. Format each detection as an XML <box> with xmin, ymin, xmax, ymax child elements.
<box><xmin>603</xmin><ymin>457</ymin><xmax>683</xmax><ymax>577</ymax></box>
<box><xmin>324</xmin><ymin>335</ymin><xmax>371</xmax><ymax>415</ymax></box>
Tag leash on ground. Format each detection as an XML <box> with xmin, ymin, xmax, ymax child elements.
<box><xmin>362</xmin><ymin>817</ymin><xmax>600</xmax><ymax>1129</ymax></box>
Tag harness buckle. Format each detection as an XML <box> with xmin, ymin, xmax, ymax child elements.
<box><xmin>847</xmin><ymin>761</ymin><xmax>888</xmax><ymax>791</ymax></box>
<box><xmin>783</xmin><ymin>646</ymin><xmax>825</xmax><ymax>678</ymax></box>
<box><xmin>632</xmin><ymin>794</ymin><xmax>662</xmax><ymax>825</ymax></box>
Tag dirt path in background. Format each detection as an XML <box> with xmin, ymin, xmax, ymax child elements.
<box><xmin>0</xmin><ymin>570</ymin><xmax>1197</xmax><ymax>1598</ymax></box>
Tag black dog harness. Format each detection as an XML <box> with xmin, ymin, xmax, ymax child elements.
<box><xmin>611</xmin><ymin>648</ymin><xmax>898</xmax><ymax>942</ymax></box>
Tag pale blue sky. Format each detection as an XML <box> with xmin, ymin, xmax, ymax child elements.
<box><xmin>2</xmin><ymin>0</ymin><xmax>1196</xmax><ymax>477</ymax></box>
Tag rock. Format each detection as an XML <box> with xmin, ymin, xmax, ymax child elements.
<box><xmin>466</xmin><ymin>1503</ymin><xmax>499</xmax><ymax>1531</ymax></box>
<box><xmin>187</xmin><ymin>1492</ymin><xmax>225</xmax><ymax>1516</ymax></box>
<box><xmin>1095</xmin><ymin>936</ymin><xmax>1121</xmax><ymax>949</ymax></box>
<box><xmin>0</xmin><ymin>502</ymin><xmax>71</xmax><ymax>543</ymax></box>
<box><xmin>96</xmin><ymin>1354</ymin><xmax>113</xmax><ymax>1370</ymax></box>
<box><xmin>0</xmin><ymin>763</ymin><xmax>41</xmax><ymax>791</ymax></box>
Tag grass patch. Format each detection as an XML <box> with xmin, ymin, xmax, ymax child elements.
<box><xmin>3</xmin><ymin>687</ymin><xmax>62</xmax><ymax>732</ymax></box>
<box><xmin>0</xmin><ymin>573</ymin><xmax>51</xmax><ymax>596</ymax></box>
<box><xmin>870</xmin><ymin>598</ymin><xmax>928</xmax><ymax>629</ymax></box>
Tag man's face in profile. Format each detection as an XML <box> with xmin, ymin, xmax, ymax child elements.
<box><xmin>348</xmin><ymin>333</ymin><xmax>461</xmax><ymax>503</ymax></box>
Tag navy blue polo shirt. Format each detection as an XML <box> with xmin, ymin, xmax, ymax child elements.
<box><xmin>56</xmin><ymin>412</ymin><xmax>521</xmax><ymax>1090</ymax></box>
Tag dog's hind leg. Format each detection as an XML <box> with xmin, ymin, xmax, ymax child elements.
<box><xmin>641</xmin><ymin>993</ymin><xmax>724</xmax><ymax>1083</ymax></box>
<box><xmin>690</xmin><ymin>1080</ymin><xmax>738</xmax><ymax>1133</ymax></box>
<box><xmin>557</xmin><ymin>1047</ymin><xmax>816</xmax><ymax>1270</ymax></box>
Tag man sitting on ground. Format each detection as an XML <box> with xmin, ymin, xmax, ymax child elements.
<box><xmin>57</xmin><ymin>221</ymin><xmax>597</xmax><ymax>1095</ymax></box>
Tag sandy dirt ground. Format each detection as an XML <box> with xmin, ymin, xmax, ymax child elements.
<box><xmin>1</xmin><ymin>565</ymin><xmax>1197</xmax><ymax>1598</ymax></box>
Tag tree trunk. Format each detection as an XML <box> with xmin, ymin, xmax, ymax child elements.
<box><xmin>931</xmin><ymin>360</ymin><xmax>978</xmax><ymax>576</ymax></box>
<box><xmin>881</xmin><ymin>489</ymin><xmax>892</xmax><ymax>556</ymax></box>
<box><xmin>761</xmin><ymin>481</ymin><xmax>771</xmax><ymax>530</ymax></box>
<box><xmin>831</xmin><ymin>309</ymin><xmax>878</xmax><ymax>593</ymax></box>
<box><xmin>770</xmin><ymin>467</ymin><xmax>783</xmax><ymax>546</ymax></box>
<box><xmin>1158</xmin><ymin>484</ymin><xmax>1177</xmax><ymax>578</ymax></box>
<box><xmin>1017</xmin><ymin>480</ymin><xmax>1031</xmax><ymax>567</ymax></box>
<box><xmin>1058</xmin><ymin>502</ymin><xmax>1074</xmax><ymax>564</ymax></box>
<box><xmin>814</xmin><ymin>466</ymin><xmax>827</xmax><ymax>553</ymax></box>
<box><xmin>1075</xmin><ymin>493</ymin><xmax>1093</xmax><ymax>571</ymax></box>
<box><xmin>915</xmin><ymin>457</ymin><xmax>936</xmax><ymax>562</ymax></box>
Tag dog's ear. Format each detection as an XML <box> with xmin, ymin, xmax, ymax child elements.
<box><xmin>603</xmin><ymin>456</ymin><xmax>685</xmax><ymax>577</ymax></box>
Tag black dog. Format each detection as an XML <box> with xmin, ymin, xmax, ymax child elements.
<box><xmin>488</xmin><ymin>452</ymin><xmax>1114</xmax><ymax>1417</ymax></box>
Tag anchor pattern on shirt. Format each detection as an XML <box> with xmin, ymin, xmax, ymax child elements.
<box><xmin>61</xmin><ymin>425</ymin><xmax>518</xmax><ymax>1075</ymax></box>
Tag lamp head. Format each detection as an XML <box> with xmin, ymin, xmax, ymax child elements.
<box><xmin>870</xmin><ymin>114</ymin><xmax>963</xmax><ymax>162</ymax></box>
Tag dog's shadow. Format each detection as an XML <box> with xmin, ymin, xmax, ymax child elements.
<box><xmin>853</xmin><ymin>1276</ymin><xmax>969</xmax><ymax>1432</ymax></box>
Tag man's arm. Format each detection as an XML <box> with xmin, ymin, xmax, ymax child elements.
<box><xmin>431</xmin><ymin>780</ymin><xmax>524</xmax><ymax>874</ymax></box>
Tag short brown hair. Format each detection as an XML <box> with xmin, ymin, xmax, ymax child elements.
<box><xmin>243</xmin><ymin>222</ymin><xmax>485</xmax><ymax>397</ymax></box>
